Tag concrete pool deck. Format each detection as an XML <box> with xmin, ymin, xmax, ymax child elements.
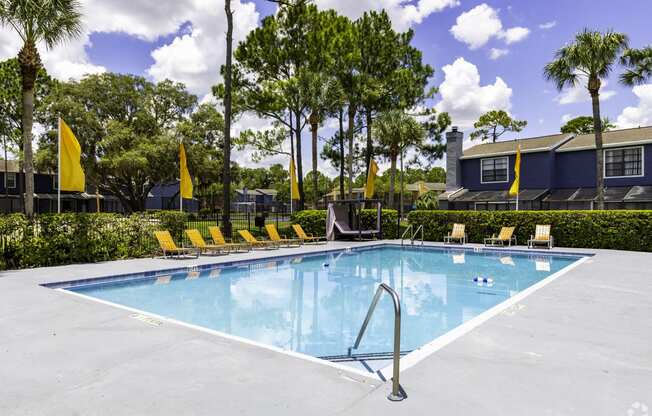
<box><xmin>0</xmin><ymin>241</ymin><xmax>650</xmax><ymax>415</ymax></box>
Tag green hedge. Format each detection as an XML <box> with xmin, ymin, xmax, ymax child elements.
<box><xmin>292</xmin><ymin>209</ymin><xmax>399</xmax><ymax>238</ymax></box>
<box><xmin>0</xmin><ymin>211</ymin><xmax>189</xmax><ymax>270</ymax></box>
<box><xmin>407</xmin><ymin>210</ymin><xmax>652</xmax><ymax>251</ymax></box>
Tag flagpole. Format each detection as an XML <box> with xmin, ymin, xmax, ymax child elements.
<box><xmin>516</xmin><ymin>141</ymin><xmax>520</xmax><ymax>211</ymax></box>
<box><xmin>57</xmin><ymin>117</ymin><xmax>61</xmax><ymax>213</ymax></box>
<box><xmin>179</xmin><ymin>138</ymin><xmax>183</xmax><ymax>213</ymax></box>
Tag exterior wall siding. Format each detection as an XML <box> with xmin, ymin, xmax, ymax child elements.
<box><xmin>461</xmin><ymin>151</ymin><xmax>555</xmax><ymax>190</ymax></box>
<box><xmin>0</xmin><ymin>172</ymin><xmax>24</xmax><ymax>195</ymax></box>
<box><xmin>555</xmin><ymin>144</ymin><xmax>652</xmax><ymax>188</ymax></box>
<box><xmin>461</xmin><ymin>144</ymin><xmax>652</xmax><ymax>191</ymax></box>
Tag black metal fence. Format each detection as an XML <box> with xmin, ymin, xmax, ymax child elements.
<box><xmin>185</xmin><ymin>211</ymin><xmax>293</xmax><ymax>241</ymax></box>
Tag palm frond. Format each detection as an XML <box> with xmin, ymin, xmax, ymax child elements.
<box><xmin>0</xmin><ymin>0</ymin><xmax>82</xmax><ymax>47</ymax></box>
<box><xmin>544</xmin><ymin>28</ymin><xmax>628</xmax><ymax>91</ymax></box>
<box><xmin>620</xmin><ymin>46</ymin><xmax>652</xmax><ymax>86</ymax></box>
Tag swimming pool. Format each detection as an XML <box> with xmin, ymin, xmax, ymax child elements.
<box><xmin>52</xmin><ymin>244</ymin><xmax>584</xmax><ymax>368</ymax></box>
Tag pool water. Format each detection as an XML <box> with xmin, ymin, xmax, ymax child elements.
<box><xmin>65</xmin><ymin>245</ymin><xmax>580</xmax><ymax>359</ymax></box>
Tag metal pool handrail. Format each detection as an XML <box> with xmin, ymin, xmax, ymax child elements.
<box><xmin>401</xmin><ymin>224</ymin><xmax>424</xmax><ymax>246</ymax></box>
<box><xmin>348</xmin><ymin>283</ymin><xmax>404</xmax><ymax>401</ymax></box>
<box><xmin>400</xmin><ymin>225</ymin><xmax>413</xmax><ymax>246</ymax></box>
<box><xmin>413</xmin><ymin>224</ymin><xmax>424</xmax><ymax>245</ymax></box>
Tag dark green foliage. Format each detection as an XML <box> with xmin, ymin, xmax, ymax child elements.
<box><xmin>362</xmin><ymin>208</ymin><xmax>398</xmax><ymax>238</ymax></box>
<box><xmin>0</xmin><ymin>211</ymin><xmax>189</xmax><ymax>270</ymax></box>
<box><xmin>292</xmin><ymin>208</ymin><xmax>399</xmax><ymax>238</ymax></box>
<box><xmin>408</xmin><ymin>210</ymin><xmax>652</xmax><ymax>252</ymax></box>
<box><xmin>470</xmin><ymin>110</ymin><xmax>527</xmax><ymax>143</ymax></box>
<box><xmin>620</xmin><ymin>46</ymin><xmax>652</xmax><ymax>85</ymax></box>
<box><xmin>415</xmin><ymin>191</ymin><xmax>439</xmax><ymax>210</ymax></box>
<box><xmin>151</xmin><ymin>210</ymin><xmax>187</xmax><ymax>242</ymax></box>
<box><xmin>292</xmin><ymin>210</ymin><xmax>327</xmax><ymax>236</ymax></box>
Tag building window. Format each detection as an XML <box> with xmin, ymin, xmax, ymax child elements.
<box><xmin>53</xmin><ymin>175</ymin><xmax>58</xmax><ymax>190</ymax></box>
<box><xmin>480</xmin><ymin>157</ymin><xmax>509</xmax><ymax>183</ymax></box>
<box><xmin>605</xmin><ymin>146</ymin><xmax>643</xmax><ymax>178</ymax></box>
<box><xmin>5</xmin><ymin>172</ymin><xmax>16</xmax><ymax>189</ymax></box>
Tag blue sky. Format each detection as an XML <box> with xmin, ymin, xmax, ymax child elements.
<box><xmin>1</xmin><ymin>0</ymin><xmax>651</xmax><ymax>173</ymax></box>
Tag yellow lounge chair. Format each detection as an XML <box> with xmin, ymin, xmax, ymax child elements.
<box><xmin>528</xmin><ymin>225</ymin><xmax>554</xmax><ymax>249</ymax></box>
<box><xmin>265</xmin><ymin>224</ymin><xmax>301</xmax><ymax>247</ymax></box>
<box><xmin>208</xmin><ymin>226</ymin><xmax>250</xmax><ymax>252</ymax></box>
<box><xmin>292</xmin><ymin>224</ymin><xmax>327</xmax><ymax>244</ymax></box>
<box><xmin>154</xmin><ymin>230</ymin><xmax>199</xmax><ymax>258</ymax></box>
<box><xmin>444</xmin><ymin>223</ymin><xmax>466</xmax><ymax>245</ymax></box>
<box><xmin>238</xmin><ymin>229</ymin><xmax>279</xmax><ymax>249</ymax></box>
<box><xmin>185</xmin><ymin>229</ymin><xmax>229</xmax><ymax>255</ymax></box>
<box><xmin>484</xmin><ymin>226</ymin><xmax>517</xmax><ymax>247</ymax></box>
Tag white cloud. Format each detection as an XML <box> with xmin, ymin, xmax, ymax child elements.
<box><xmin>450</xmin><ymin>3</ymin><xmax>529</xmax><ymax>50</ymax></box>
<box><xmin>554</xmin><ymin>74</ymin><xmax>616</xmax><ymax>105</ymax></box>
<box><xmin>434</xmin><ymin>57</ymin><xmax>513</xmax><ymax>129</ymax></box>
<box><xmin>450</xmin><ymin>4</ymin><xmax>502</xmax><ymax>50</ymax></box>
<box><xmin>539</xmin><ymin>21</ymin><xmax>557</xmax><ymax>30</ymax></box>
<box><xmin>617</xmin><ymin>84</ymin><xmax>652</xmax><ymax>128</ymax></box>
<box><xmin>82</xmin><ymin>0</ymin><xmax>191</xmax><ymax>42</ymax></box>
<box><xmin>313</xmin><ymin>0</ymin><xmax>459</xmax><ymax>31</ymax></box>
<box><xmin>147</xmin><ymin>1</ymin><xmax>259</xmax><ymax>96</ymax></box>
<box><xmin>40</xmin><ymin>33</ymin><xmax>106</xmax><ymax>80</ymax></box>
<box><xmin>0</xmin><ymin>26</ymin><xmax>21</xmax><ymax>58</ymax></box>
<box><xmin>0</xmin><ymin>0</ymin><xmax>260</xmax><ymax>92</ymax></box>
<box><xmin>489</xmin><ymin>48</ymin><xmax>509</xmax><ymax>60</ymax></box>
<box><xmin>561</xmin><ymin>114</ymin><xmax>574</xmax><ymax>123</ymax></box>
<box><xmin>498</xmin><ymin>26</ymin><xmax>530</xmax><ymax>44</ymax></box>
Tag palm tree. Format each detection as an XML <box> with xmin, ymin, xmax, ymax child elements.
<box><xmin>375</xmin><ymin>110</ymin><xmax>424</xmax><ymax>212</ymax></box>
<box><xmin>0</xmin><ymin>0</ymin><xmax>83</xmax><ymax>216</ymax></box>
<box><xmin>620</xmin><ymin>46</ymin><xmax>652</xmax><ymax>85</ymax></box>
<box><xmin>544</xmin><ymin>29</ymin><xmax>628</xmax><ymax>210</ymax></box>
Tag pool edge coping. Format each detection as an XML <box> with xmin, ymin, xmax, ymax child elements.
<box><xmin>44</xmin><ymin>241</ymin><xmax>592</xmax><ymax>384</ymax></box>
<box><xmin>56</xmin><ymin>287</ymin><xmax>383</xmax><ymax>383</ymax></box>
<box><xmin>42</xmin><ymin>241</ymin><xmax>590</xmax><ymax>290</ymax></box>
<box><xmin>380</xmin><ymin>255</ymin><xmax>591</xmax><ymax>379</ymax></box>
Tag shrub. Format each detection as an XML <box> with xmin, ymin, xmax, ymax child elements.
<box><xmin>292</xmin><ymin>210</ymin><xmax>327</xmax><ymax>236</ymax></box>
<box><xmin>415</xmin><ymin>191</ymin><xmax>439</xmax><ymax>210</ymax></box>
<box><xmin>407</xmin><ymin>210</ymin><xmax>652</xmax><ymax>252</ymax></box>
<box><xmin>151</xmin><ymin>210</ymin><xmax>188</xmax><ymax>241</ymax></box>
<box><xmin>292</xmin><ymin>208</ymin><xmax>399</xmax><ymax>238</ymax></box>
<box><xmin>0</xmin><ymin>210</ymin><xmax>185</xmax><ymax>270</ymax></box>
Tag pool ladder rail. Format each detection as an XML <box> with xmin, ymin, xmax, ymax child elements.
<box><xmin>401</xmin><ymin>224</ymin><xmax>424</xmax><ymax>246</ymax></box>
<box><xmin>348</xmin><ymin>283</ymin><xmax>405</xmax><ymax>402</ymax></box>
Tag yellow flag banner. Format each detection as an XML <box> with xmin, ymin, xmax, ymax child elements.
<box><xmin>364</xmin><ymin>159</ymin><xmax>379</xmax><ymax>199</ymax></box>
<box><xmin>508</xmin><ymin>144</ymin><xmax>521</xmax><ymax>197</ymax></box>
<box><xmin>179</xmin><ymin>143</ymin><xmax>193</xmax><ymax>199</ymax></box>
<box><xmin>418</xmin><ymin>181</ymin><xmax>428</xmax><ymax>196</ymax></box>
<box><xmin>59</xmin><ymin>118</ymin><xmax>85</xmax><ymax>192</ymax></box>
<box><xmin>290</xmin><ymin>157</ymin><xmax>300</xmax><ymax>200</ymax></box>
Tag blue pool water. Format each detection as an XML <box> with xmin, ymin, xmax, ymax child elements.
<box><xmin>64</xmin><ymin>245</ymin><xmax>581</xmax><ymax>358</ymax></box>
